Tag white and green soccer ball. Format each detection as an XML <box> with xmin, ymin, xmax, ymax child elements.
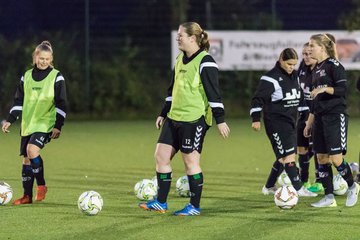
<box><xmin>333</xmin><ymin>174</ymin><xmax>348</xmax><ymax>195</ymax></box>
<box><xmin>175</xmin><ymin>175</ymin><xmax>190</xmax><ymax>197</ymax></box>
<box><xmin>0</xmin><ymin>182</ymin><xmax>13</xmax><ymax>205</ymax></box>
<box><xmin>78</xmin><ymin>191</ymin><xmax>103</xmax><ymax>216</ymax></box>
<box><xmin>274</xmin><ymin>185</ymin><xmax>298</xmax><ymax>209</ymax></box>
<box><xmin>277</xmin><ymin>171</ymin><xmax>292</xmax><ymax>186</ymax></box>
<box><xmin>136</xmin><ymin>179</ymin><xmax>157</xmax><ymax>201</ymax></box>
<box><xmin>134</xmin><ymin>181</ymin><xmax>142</xmax><ymax>195</ymax></box>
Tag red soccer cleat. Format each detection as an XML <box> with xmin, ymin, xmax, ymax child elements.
<box><xmin>35</xmin><ymin>185</ymin><xmax>48</xmax><ymax>201</ymax></box>
<box><xmin>13</xmin><ymin>195</ymin><xmax>32</xmax><ymax>205</ymax></box>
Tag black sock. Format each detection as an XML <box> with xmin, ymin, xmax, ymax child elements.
<box><xmin>156</xmin><ymin>172</ymin><xmax>172</xmax><ymax>204</ymax></box>
<box><xmin>318</xmin><ymin>164</ymin><xmax>333</xmax><ymax>195</ymax></box>
<box><xmin>188</xmin><ymin>173</ymin><xmax>203</xmax><ymax>208</ymax></box>
<box><xmin>298</xmin><ymin>154</ymin><xmax>310</xmax><ymax>182</ymax></box>
<box><xmin>30</xmin><ymin>155</ymin><xmax>45</xmax><ymax>186</ymax></box>
<box><xmin>265</xmin><ymin>160</ymin><xmax>284</xmax><ymax>188</ymax></box>
<box><xmin>335</xmin><ymin>159</ymin><xmax>354</xmax><ymax>187</ymax></box>
<box><xmin>308</xmin><ymin>150</ymin><xmax>314</xmax><ymax>160</ymax></box>
<box><xmin>314</xmin><ymin>154</ymin><xmax>321</xmax><ymax>183</ymax></box>
<box><xmin>22</xmin><ymin>164</ymin><xmax>34</xmax><ymax>197</ymax></box>
<box><xmin>284</xmin><ymin>162</ymin><xmax>302</xmax><ymax>190</ymax></box>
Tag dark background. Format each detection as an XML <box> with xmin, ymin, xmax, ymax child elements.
<box><xmin>0</xmin><ymin>0</ymin><xmax>359</xmax><ymax>118</ymax></box>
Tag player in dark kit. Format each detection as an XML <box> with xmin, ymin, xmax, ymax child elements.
<box><xmin>305</xmin><ymin>33</ymin><xmax>359</xmax><ymax>207</ymax></box>
<box><xmin>297</xmin><ymin>43</ymin><xmax>323</xmax><ymax>193</ymax></box>
<box><xmin>250</xmin><ymin>48</ymin><xmax>317</xmax><ymax>198</ymax></box>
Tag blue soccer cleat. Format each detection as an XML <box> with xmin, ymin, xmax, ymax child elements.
<box><xmin>173</xmin><ymin>203</ymin><xmax>201</xmax><ymax>216</ymax></box>
<box><xmin>139</xmin><ymin>199</ymin><xmax>168</xmax><ymax>213</ymax></box>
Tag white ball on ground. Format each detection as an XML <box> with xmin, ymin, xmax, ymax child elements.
<box><xmin>274</xmin><ymin>185</ymin><xmax>298</xmax><ymax>209</ymax></box>
<box><xmin>136</xmin><ymin>179</ymin><xmax>157</xmax><ymax>201</ymax></box>
<box><xmin>77</xmin><ymin>190</ymin><xmax>103</xmax><ymax>216</ymax></box>
<box><xmin>333</xmin><ymin>174</ymin><xmax>348</xmax><ymax>195</ymax></box>
<box><xmin>175</xmin><ymin>175</ymin><xmax>190</xmax><ymax>197</ymax></box>
<box><xmin>0</xmin><ymin>182</ymin><xmax>13</xmax><ymax>205</ymax></box>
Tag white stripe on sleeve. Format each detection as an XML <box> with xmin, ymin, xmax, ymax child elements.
<box><xmin>200</xmin><ymin>62</ymin><xmax>218</xmax><ymax>74</ymax></box>
<box><xmin>56</xmin><ymin>108</ymin><xmax>66</xmax><ymax>118</ymax></box>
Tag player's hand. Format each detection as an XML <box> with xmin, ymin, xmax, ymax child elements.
<box><xmin>155</xmin><ymin>116</ymin><xmax>164</xmax><ymax>129</ymax></box>
<box><xmin>303</xmin><ymin>123</ymin><xmax>312</xmax><ymax>138</ymax></box>
<box><xmin>50</xmin><ymin>128</ymin><xmax>61</xmax><ymax>139</ymax></box>
<box><xmin>310</xmin><ymin>87</ymin><xmax>326</xmax><ymax>98</ymax></box>
<box><xmin>217</xmin><ymin>122</ymin><xmax>230</xmax><ymax>138</ymax></box>
<box><xmin>252</xmin><ymin>121</ymin><xmax>261</xmax><ymax>131</ymax></box>
<box><xmin>1</xmin><ymin>121</ymin><xmax>11</xmax><ymax>133</ymax></box>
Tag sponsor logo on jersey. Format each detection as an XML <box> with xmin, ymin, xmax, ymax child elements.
<box><xmin>283</xmin><ymin>89</ymin><xmax>300</xmax><ymax>100</ymax></box>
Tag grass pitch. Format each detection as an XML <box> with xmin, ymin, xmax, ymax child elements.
<box><xmin>1</xmin><ymin>119</ymin><xmax>360</xmax><ymax>240</ymax></box>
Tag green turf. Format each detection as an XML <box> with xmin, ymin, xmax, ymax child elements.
<box><xmin>1</xmin><ymin>119</ymin><xmax>360</xmax><ymax>240</ymax></box>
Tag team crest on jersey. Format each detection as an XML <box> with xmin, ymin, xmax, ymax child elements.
<box><xmin>319</xmin><ymin>69</ymin><xmax>326</xmax><ymax>77</ymax></box>
<box><xmin>299</xmin><ymin>70</ymin><xmax>305</xmax><ymax>76</ymax></box>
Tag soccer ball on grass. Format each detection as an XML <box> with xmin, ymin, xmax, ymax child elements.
<box><xmin>78</xmin><ymin>191</ymin><xmax>103</xmax><ymax>216</ymax></box>
<box><xmin>175</xmin><ymin>176</ymin><xmax>190</xmax><ymax>197</ymax></box>
<box><xmin>274</xmin><ymin>185</ymin><xmax>298</xmax><ymax>209</ymax></box>
<box><xmin>135</xmin><ymin>179</ymin><xmax>157</xmax><ymax>201</ymax></box>
<box><xmin>333</xmin><ymin>174</ymin><xmax>348</xmax><ymax>195</ymax></box>
<box><xmin>0</xmin><ymin>182</ymin><xmax>13</xmax><ymax>205</ymax></box>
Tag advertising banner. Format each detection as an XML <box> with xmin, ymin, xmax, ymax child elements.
<box><xmin>171</xmin><ymin>31</ymin><xmax>360</xmax><ymax>70</ymax></box>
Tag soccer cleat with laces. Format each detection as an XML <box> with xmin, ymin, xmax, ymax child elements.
<box><xmin>13</xmin><ymin>195</ymin><xmax>32</xmax><ymax>205</ymax></box>
<box><xmin>311</xmin><ymin>195</ymin><xmax>337</xmax><ymax>208</ymax></box>
<box><xmin>139</xmin><ymin>199</ymin><xmax>168</xmax><ymax>213</ymax></box>
<box><xmin>346</xmin><ymin>182</ymin><xmax>360</xmax><ymax>207</ymax></box>
<box><xmin>173</xmin><ymin>203</ymin><xmax>201</xmax><ymax>216</ymax></box>
<box><xmin>308</xmin><ymin>182</ymin><xmax>324</xmax><ymax>193</ymax></box>
<box><xmin>262</xmin><ymin>185</ymin><xmax>277</xmax><ymax>195</ymax></box>
<box><xmin>36</xmin><ymin>185</ymin><xmax>48</xmax><ymax>201</ymax></box>
<box><xmin>297</xmin><ymin>186</ymin><xmax>318</xmax><ymax>197</ymax></box>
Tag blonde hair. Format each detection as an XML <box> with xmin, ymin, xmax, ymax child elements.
<box><xmin>32</xmin><ymin>40</ymin><xmax>54</xmax><ymax>67</ymax></box>
<box><xmin>180</xmin><ymin>22</ymin><xmax>210</xmax><ymax>52</ymax></box>
<box><xmin>310</xmin><ymin>33</ymin><xmax>338</xmax><ymax>60</ymax></box>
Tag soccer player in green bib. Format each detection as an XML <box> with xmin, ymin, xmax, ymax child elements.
<box><xmin>139</xmin><ymin>22</ymin><xmax>230</xmax><ymax>216</ymax></box>
<box><xmin>2</xmin><ymin>41</ymin><xmax>67</xmax><ymax>205</ymax></box>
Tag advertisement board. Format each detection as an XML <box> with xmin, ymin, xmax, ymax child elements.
<box><xmin>171</xmin><ymin>31</ymin><xmax>360</xmax><ymax>70</ymax></box>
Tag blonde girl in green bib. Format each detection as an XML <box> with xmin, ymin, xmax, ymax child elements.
<box><xmin>139</xmin><ymin>22</ymin><xmax>230</xmax><ymax>216</ymax></box>
<box><xmin>2</xmin><ymin>41</ymin><xmax>67</xmax><ymax>205</ymax></box>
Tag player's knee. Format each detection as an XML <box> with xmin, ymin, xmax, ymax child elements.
<box><xmin>297</xmin><ymin>146</ymin><xmax>308</xmax><ymax>155</ymax></box>
<box><xmin>26</xmin><ymin>145</ymin><xmax>40</xmax><ymax>159</ymax></box>
<box><xmin>316</xmin><ymin>154</ymin><xmax>329</xmax><ymax>164</ymax></box>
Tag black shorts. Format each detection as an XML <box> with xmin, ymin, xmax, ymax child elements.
<box><xmin>264</xmin><ymin>119</ymin><xmax>296</xmax><ymax>160</ymax></box>
<box><xmin>296</xmin><ymin>118</ymin><xmax>313</xmax><ymax>148</ymax></box>
<box><xmin>313</xmin><ymin>113</ymin><xmax>348</xmax><ymax>155</ymax></box>
<box><xmin>158</xmin><ymin>116</ymin><xmax>209</xmax><ymax>154</ymax></box>
<box><xmin>20</xmin><ymin>132</ymin><xmax>51</xmax><ymax>156</ymax></box>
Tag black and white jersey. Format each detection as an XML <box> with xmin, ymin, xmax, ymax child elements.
<box><xmin>6</xmin><ymin>66</ymin><xmax>67</xmax><ymax>130</ymax></box>
<box><xmin>250</xmin><ymin>62</ymin><xmax>308</xmax><ymax>125</ymax></box>
<box><xmin>311</xmin><ymin>58</ymin><xmax>347</xmax><ymax>115</ymax></box>
<box><xmin>160</xmin><ymin>48</ymin><xmax>225</xmax><ymax>124</ymax></box>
